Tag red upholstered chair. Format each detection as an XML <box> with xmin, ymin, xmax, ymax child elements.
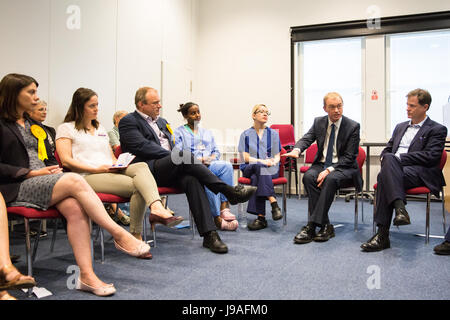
<box><xmin>114</xmin><ymin>146</ymin><xmax>194</xmax><ymax>247</ymax></box>
<box><xmin>270</xmin><ymin>124</ymin><xmax>298</xmax><ymax>198</ymax></box>
<box><xmin>299</xmin><ymin>143</ymin><xmax>318</xmax><ymax>199</ymax></box>
<box><xmin>340</xmin><ymin>146</ymin><xmax>366</xmax><ymax>231</ymax></box>
<box><xmin>372</xmin><ymin>150</ymin><xmax>447</xmax><ymax>243</ymax></box>
<box><xmin>7</xmin><ymin>206</ymin><xmax>62</xmax><ymax>296</ymax></box>
<box><xmin>237</xmin><ymin>148</ymin><xmax>288</xmax><ymax>225</ymax></box>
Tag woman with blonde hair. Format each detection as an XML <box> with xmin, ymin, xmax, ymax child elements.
<box><xmin>238</xmin><ymin>104</ymin><xmax>282</xmax><ymax>230</ymax></box>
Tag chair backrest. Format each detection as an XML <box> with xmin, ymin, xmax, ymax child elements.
<box><xmin>356</xmin><ymin>146</ymin><xmax>366</xmax><ymax>175</ymax></box>
<box><xmin>270</xmin><ymin>124</ymin><xmax>296</xmax><ymax>147</ymax></box>
<box><xmin>304</xmin><ymin>143</ymin><xmax>318</xmax><ymax>164</ymax></box>
<box><xmin>54</xmin><ymin>150</ymin><xmax>63</xmax><ymax>168</ymax></box>
<box><xmin>440</xmin><ymin>150</ymin><xmax>447</xmax><ymax>170</ymax></box>
<box><xmin>278</xmin><ymin>147</ymin><xmax>287</xmax><ymax>178</ymax></box>
<box><xmin>114</xmin><ymin>145</ymin><xmax>122</xmax><ymax>158</ymax></box>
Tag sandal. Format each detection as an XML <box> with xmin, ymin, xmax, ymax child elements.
<box><xmin>0</xmin><ymin>291</ymin><xmax>17</xmax><ymax>300</ymax></box>
<box><xmin>106</xmin><ymin>204</ymin><xmax>130</xmax><ymax>226</ymax></box>
<box><xmin>0</xmin><ymin>265</ymin><xmax>36</xmax><ymax>290</ymax></box>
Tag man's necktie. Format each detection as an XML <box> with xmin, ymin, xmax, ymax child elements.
<box><xmin>324</xmin><ymin>123</ymin><xmax>335</xmax><ymax>168</ymax></box>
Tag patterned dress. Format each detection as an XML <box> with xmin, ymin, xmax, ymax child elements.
<box><xmin>8</xmin><ymin>120</ymin><xmax>64</xmax><ymax>210</ymax></box>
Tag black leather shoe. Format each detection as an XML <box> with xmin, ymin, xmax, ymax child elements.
<box><xmin>361</xmin><ymin>232</ymin><xmax>390</xmax><ymax>252</ymax></box>
<box><xmin>294</xmin><ymin>225</ymin><xmax>316</xmax><ymax>244</ymax></box>
<box><xmin>226</xmin><ymin>185</ymin><xmax>257</xmax><ymax>205</ymax></box>
<box><xmin>271</xmin><ymin>206</ymin><xmax>282</xmax><ymax>221</ymax></box>
<box><xmin>313</xmin><ymin>224</ymin><xmax>335</xmax><ymax>242</ymax></box>
<box><xmin>393</xmin><ymin>207</ymin><xmax>411</xmax><ymax>226</ymax></box>
<box><xmin>247</xmin><ymin>218</ymin><xmax>268</xmax><ymax>231</ymax></box>
<box><xmin>203</xmin><ymin>231</ymin><xmax>228</xmax><ymax>254</ymax></box>
<box><xmin>433</xmin><ymin>241</ymin><xmax>450</xmax><ymax>255</ymax></box>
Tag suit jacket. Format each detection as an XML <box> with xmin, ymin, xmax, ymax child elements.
<box><xmin>118</xmin><ymin>111</ymin><xmax>175</xmax><ymax>172</ymax></box>
<box><xmin>381</xmin><ymin>117</ymin><xmax>447</xmax><ymax>196</ymax></box>
<box><xmin>0</xmin><ymin>116</ymin><xmax>58</xmax><ymax>203</ymax></box>
<box><xmin>294</xmin><ymin>115</ymin><xmax>362</xmax><ymax>190</ymax></box>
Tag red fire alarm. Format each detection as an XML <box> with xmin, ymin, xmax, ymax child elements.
<box><xmin>371</xmin><ymin>90</ymin><xmax>378</xmax><ymax>101</ymax></box>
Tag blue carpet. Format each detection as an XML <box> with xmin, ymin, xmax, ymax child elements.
<box><xmin>8</xmin><ymin>194</ymin><xmax>450</xmax><ymax>300</ymax></box>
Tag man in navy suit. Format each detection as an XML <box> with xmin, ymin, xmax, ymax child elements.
<box><xmin>119</xmin><ymin>87</ymin><xmax>256</xmax><ymax>254</ymax></box>
<box><xmin>284</xmin><ymin>92</ymin><xmax>362</xmax><ymax>244</ymax></box>
<box><xmin>361</xmin><ymin>88</ymin><xmax>447</xmax><ymax>252</ymax></box>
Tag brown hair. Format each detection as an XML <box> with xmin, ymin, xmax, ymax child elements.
<box><xmin>135</xmin><ymin>87</ymin><xmax>156</xmax><ymax>108</ymax></box>
<box><xmin>406</xmin><ymin>88</ymin><xmax>432</xmax><ymax>108</ymax></box>
<box><xmin>0</xmin><ymin>73</ymin><xmax>39</xmax><ymax>122</ymax></box>
<box><xmin>63</xmin><ymin>87</ymin><xmax>99</xmax><ymax>131</ymax></box>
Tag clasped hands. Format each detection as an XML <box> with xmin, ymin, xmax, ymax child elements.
<box><xmin>26</xmin><ymin>165</ymin><xmax>63</xmax><ymax>178</ymax></box>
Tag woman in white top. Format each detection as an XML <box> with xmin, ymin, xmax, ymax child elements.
<box><xmin>56</xmin><ymin>88</ymin><xmax>183</xmax><ymax>244</ymax></box>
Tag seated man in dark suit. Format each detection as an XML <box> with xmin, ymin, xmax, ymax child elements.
<box><xmin>284</xmin><ymin>92</ymin><xmax>362</xmax><ymax>244</ymax></box>
<box><xmin>361</xmin><ymin>88</ymin><xmax>447</xmax><ymax>252</ymax></box>
<box><xmin>119</xmin><ymin>86</ymin><xmax>256</xmax><ymax>254</ymax></box>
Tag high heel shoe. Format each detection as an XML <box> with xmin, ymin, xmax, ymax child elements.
<box><xmin>0</xmin><ymin>264</ymin><xmax>36</xmax><ymax>290</ymax></box>
<box><xmin>149</xmin><ymin>213</ymin><xmax>184</xmax><ymax>228</ymax></box>
<box><xmin>76</xmin><ymin>278</ymin><xmax>116</xmax><ymax>297</ymax></box>
<box><xmin>114</xmin><ymin>240</ymin><xmax>152</xmax><ymax>259</ymax></box>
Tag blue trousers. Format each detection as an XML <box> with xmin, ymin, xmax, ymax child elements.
<box><xmin>205</xmin><ymin>160</ymin><xmax>234</xmax><ymax>217</ymax></box>
<box><xmin>242</xmin><ymin>163</ymin><xmax>278</xmax><ymax>216</ymax></box>
<box><xmin>445</xmin><ymin>226</ymin><xmax>450</xmax><ymax>242</ymax></box>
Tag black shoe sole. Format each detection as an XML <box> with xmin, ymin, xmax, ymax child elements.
<box><xmin>393</xmin><ymin>220</ymin><xmax>411</xmax><ymax>226</ymax></box>
<box><xmin>433</xmin><ymin>250</ymin><xmax>450</xmax><ymax>255</ymax></box>
<box><xmin>313</xmin><ymin>233</ymin><xmax>335</xmax><ymax>242</ymax></box>
<box><xmin>293</xmin><ymin>238</ymin><xmax>313</xmax><ymax>244</ymax></box>
<box><xmin>272</xmin><ymin>214</ymin><xmax>283</xmax><ymax>221</ymax></box>
<box><xmin>247</xmin><ymin>225</ymin><xmax>267</xmax><ymax>231</ymax></box>
<box><xmin>360</xmin><ymin>244</ymin><xmax>390</xmax><ymax>252</ymax></box>
<box><xmin>203</xmin><ymin>243</ymin><xmax>228</xmax><ymax>254</ymax></box>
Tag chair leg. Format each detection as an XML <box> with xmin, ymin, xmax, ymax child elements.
<box><xmin>426</xmin><ymin>193</ymin><xmax>431</xmax><ymax>244</ymax></box>
<box><xmin>361</xmin><ymin>193</ymin><xmax>365</xmax><ymax>223</ymax></box>
<box><xmin>32</xmin><ymin>220</ymin><xmax>43</xmax><ymax>263</ymax></box>
<box><xmin>143</xmin><ymin>212</ymin><xmax>148</xmax><ymax>244</ymax></box>
<box><xmin>190</xmin><ymin>211</ymin><xmax>195</xmax><ymax>239</ymax></box>
<box><xmin>354</xmin><ymin>190</ymin><xmax>358</xmax><ymax>231</ymax></box>
<box><xmin>283</xmin><ymin>184</ymin><xmax>287</xmax><ymax>225</ymax></box>
<box><xmin>442</xmin><ymin>189</ymin><xmax>447</xmax><ymax>234</ymax></box>
<box><xmin>372</xmin><ymin>189</ymin><xmax>377</xmax><ymax>235</ymax></box>
<box><xmin>288</xmin><ymin>160</ymin><xmax>292</xmax><ymax>198</ymax></box>
<box><xmin>100</xmin><ymin>228</ymin><xmax>105</xmax><ymax>263</ymax></box>
<box><xmin>24</xmin><ymin>218</ymin><xmax>33</xmax><ymax>297</ymax></box>
<box><xmin>152</xmin><ymin>223</ymin><xmax>157</xmax><ymax>248</ymax></box>
<box><xmin>50</xmin><ymin>219</ymin><xmax>58</xmax><ymax>253</ymax></box>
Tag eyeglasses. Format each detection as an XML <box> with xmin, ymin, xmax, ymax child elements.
<box><xmin>254</xmin><ymin>110</ymin><xmax>271</xmax><ymax>116</ymax></box>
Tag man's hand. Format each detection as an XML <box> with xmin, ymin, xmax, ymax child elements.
<box><xmin>26</xmin><ymin>165</ymin><xmax>63</xmax><ymax>178</ymax></box>
<box><xmin>316</xmin><ymin>169</ymin><xmax>330</xmax><ymax>188</ymax></box>
<box><xmin>282</xmin><ymin>150</ymin><xmax>300</xmax><ymax>158</ymax></box>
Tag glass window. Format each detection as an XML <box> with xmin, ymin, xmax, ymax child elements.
<box><xmin>299</xmin><ymin>38</ymin><xmax>362</xmax><ymax>135</ymax></box>
<box><xmin>388</xmin><ymin>30</ymin><xmax>450</xmax><ymax>133</ymax></box>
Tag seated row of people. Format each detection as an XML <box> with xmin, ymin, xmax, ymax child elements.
<box><xmin>1</xmin><ymin>73</ymin><xmax>449</xmax><ymax>300</ymax></box>
<box><xmin>0</xmin><ymin>73</ymin><xmax>257</xmax><ymax>298</ymax></box>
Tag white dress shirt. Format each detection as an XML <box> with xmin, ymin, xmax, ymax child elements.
<box><xmin>395</xmin><ymin>116</ymin><xmax>428</xmax><ymax>158</ymax></box>
<box><xmin>136</xmin><ymin>109</ymin><xmax>171</xmax><ymax>151</ymax></box>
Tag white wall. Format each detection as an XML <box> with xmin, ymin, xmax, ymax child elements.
<box><xmin>0</xmin><ymin>0</ymin><xmax>195</xmax><ymax>131</ymax></box>
<box><xmin>195</xmin><ymin>0</ymin><xmax>450</xmax><ymax>140</ymax></box>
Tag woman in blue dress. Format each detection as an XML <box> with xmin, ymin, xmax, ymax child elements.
<box><xmin>238</xmin><ymin>104</ymin><xmax>282</xmax><ymax>230</ymax></box>
<box><xmin>174</xmin><ymin>102</ymin><xmax>238</xmax><ymax>231</ymax></box>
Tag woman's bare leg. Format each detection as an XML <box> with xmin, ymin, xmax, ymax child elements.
<box><xmin>55</xmin><ymin>197</ymin><xmax>107</xmax><ymax>288</ymax></box>
<box><xmin>49</xmin><ymin>173</ymin><xmax>145</xmax><ymax>253</ymax></box>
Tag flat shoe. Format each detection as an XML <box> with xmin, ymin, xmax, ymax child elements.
<box><xmin>114</xmin><ymin>240</ymin><xmax>152</xmax><ymax>259</ymax></box>
<box><xmin>220</xmin><ymin>208</ymin><xmax>236</xmax><ymax>221</ymax></box>
<box><xmin>220</xmin><ymin>219</ymin><xmax>238</xmax><ymax>231</ymax></box>
<box><xmin>76</xmin><ymin>278</ymin><xmax>116</xmax><ymax>297</ymax></box>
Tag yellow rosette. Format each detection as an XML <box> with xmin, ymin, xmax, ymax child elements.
<box><xmin>166</xmin><ymin>123</ymin><xmax>175</xmax><ymax>144</ymax></box>
<box><xmin>30</xmin><ymin>124</ymin><xmax>48</xmax><ymax>161</ymax></box>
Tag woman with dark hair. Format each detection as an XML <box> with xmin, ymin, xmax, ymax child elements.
<box><xmin>174</xmin><ymin>102</ymin><xmax>238</xmax><ymax>231</ymax></box>
<box><xmin>56</xmin><ymin>88</ymin><xmax>183</xmax><ymax>243</ymax></box>
<box><xmin>0</xmin><ymin>73</ymin><xmax>150</xmax><ymax>297</ymax></box>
